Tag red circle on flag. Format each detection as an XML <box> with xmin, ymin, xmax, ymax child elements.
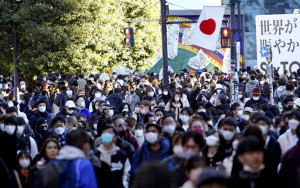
<box><xmin>199</xmin><ymin>19</ymin><xmax>216</xmax><ymax>35</ymax></box>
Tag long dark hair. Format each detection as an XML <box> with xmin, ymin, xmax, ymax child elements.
<box><xmin>39</xmin><ymin>138</ymin><xmax>60</xmax><ymax>162</ymax></box>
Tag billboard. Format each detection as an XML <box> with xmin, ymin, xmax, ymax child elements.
<box><xmin>256</xmin><ymin>14</ymin><xmax>300</xmax><ymax>75</ymax></box>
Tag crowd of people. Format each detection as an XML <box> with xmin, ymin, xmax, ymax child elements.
<box><xmin>0</xmin><ymin>66</ymin><xmax>300</xmax><ymax>188</ymax></box>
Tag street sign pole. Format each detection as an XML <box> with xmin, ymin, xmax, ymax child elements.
<box><xmin>230</xmin><ymin>0</ymin><xmax>238</xmax><ymax>104</ymax></box>
<box><xmin>266</xmin><ymin>45</ymin><xmax>274</xmax><ymax>105</ymax></box>
<box><xmin>160</xmin><ymin>0</ymin><xmax>169</xmax><ymax>89</ymax></box>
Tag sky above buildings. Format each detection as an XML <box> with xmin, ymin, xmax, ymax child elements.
<box><xmin>168</xmin><ymin>0</ymin><xmax>221</xmax><ymax>10</ymax></box>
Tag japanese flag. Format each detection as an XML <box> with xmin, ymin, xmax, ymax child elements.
<box><xmin>189</xmin><ymin>6</ymin><xmax>225</xmax><ymax>51</ymax></box>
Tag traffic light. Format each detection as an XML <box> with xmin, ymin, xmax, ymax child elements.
<box><xmin>221</xmin><ymin>27</ymin><xmax>230</xmax><ymax>48</ymax></box>
<box><xmin>124</xmin><ymin>27</ymin><xmax>134</xmax><ymax>47</ymax></box>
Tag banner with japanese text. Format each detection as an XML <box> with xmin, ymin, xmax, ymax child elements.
<box><xmin>256</xmin><ymin>14</ymin><xmax>300</xmax><ymax>75</ymax></box>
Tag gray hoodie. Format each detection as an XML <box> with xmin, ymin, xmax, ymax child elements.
<box><xmin>56</xmin><ymin>145</ymin><xmax>86</xmax><ymax>160</ymax></box>
<box><xmin>275</xmin><ymin>85</ymin><xmax>286</xmax><ymax>100</ymax></box>
<box><xmin>245</xmin><ymin>80</ymin><xmax>258</xmax><ymax>97</ymax></box>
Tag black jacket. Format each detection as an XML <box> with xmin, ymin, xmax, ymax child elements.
<box><xmin>29</xmin><ymin>110</ymin><xmax>52</xmax><ymax>130</ymax></box>
<box><xmin>244</xmin><ymin>96</ymin><xmax>268</xmax><ymax>110</ymax></box>
<box><xmin>107</xmin><ymin>93</ymin><xmax>123</xmax><ymax>114</ymax></box>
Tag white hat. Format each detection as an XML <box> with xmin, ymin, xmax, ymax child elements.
<box><xmin>65</xmin><ymin>100</ymin><xmax>75</xmax><ymax>108</ymax></box>
<box><xmin>244</xmin><ymin>107</ymin><xmax>253</xmax><ymax>113</ymax></box>
<box><xmin>294</xmin><ymin>98</ymin><xmax>300</xmax><ymax>106</ymax></box>
<box><xmin>215</xmin><ymin>84</ymin><xmax>223</xmax><ymax>90</ymax></box>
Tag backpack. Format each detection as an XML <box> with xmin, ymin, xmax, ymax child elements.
<box><xmin>37</xmin><ymin>160</ymin><xmax>75</xmax><ymax>188</ymax></box>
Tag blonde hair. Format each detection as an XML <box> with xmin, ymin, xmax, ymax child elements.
<box><xmin>66</xmin><ymin>116</ymin><xmax>78</xmax><ymax>131</ymax></box>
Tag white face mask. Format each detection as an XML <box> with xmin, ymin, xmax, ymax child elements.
<box><xmin>145</xmin><ymin>132</ymin><xmax>159</xmax><ymax>144</ymax></box>
<box><xmin>163</xmin><ymin>91</ymin><xmax>168</xmax><ymax>95</ymax></box>
<box><xmin>140</xmin><ymin>109</ymin><xmax>147</xmax><ymax>115</ymax></box>
<box><xmin>80</xmin><ymin>101</ymin><xmax>85</xmax><ymax>108</ymax></box>
<box><xmin>17</xmin><ymin>126</ymin><xmax>25</xmax><ymax>135</ymax></box>
<box><xmin>174</xmin><ymin>97</ymin><xmax>180</xmax><ymax>102</ymax></box>
<box><xmin>155</xmin><ymin>116</ymin><xmax>161</xmax><ymax>122</ymax></box>
<box><xmin>38</xmin><ymin>106</ymin><xmax>46</xmax><ymax>113</ymax></box>
<box><xmin>258</xmin><ymin>125</ymin><xmax>268</xmax><ymax>135</ymax></box>
<box><xmin>198</xmin><ymin>109</ymin><xmax>206</xmax><ymax>113</ymax></box>
<box><xmin>95</xmin><ymin>93</ymin><xmax>101</xmax><ymax>99</ymax></box>
<box><xmin>205</xmin><ymin>135</ymin><xmax>220</xmax><ymax>147</ymax></box>
<box><xmin>243</xmin><ymin>115</ymin><xmax>250</xmax><ymax>121</ymax></box>
<box><xmin>66</xmin><ymin>90</ymin><xmax>73</xmax><ymax>96</ymax></box>
<box><xmin>173</xmin><ymin>145</ymin><xmax>184</xmax><ymax>158</ymax></box>
<box><xmin>163</xmin><ymin>125</ymin><xmax>176</xmax><ymax>134</ymax></box>
<box><xmin>237</xmin><ymin>110</ymin><xmax>243</xmax><ymax>118</ymax></box>
<box><xmin>93</xmin><ymin>124</ymin><xmax>97</xmax><ymax>130</ymax></box>
<box><xmin>55</xmin><ymin>127</ymin><xmax>65</xmax><ymax>135</ymax></box>
<box><xmin>5</xmin><ymin>125</ymin><xmax>16</xmax><ymax>135</ymax></box>
<box><xmin>288</xmin><ymin>119</ymin><xmax>300</xmax><ymax>130</ymax></box>
<box><xmin>220</xmin><ymin>129</ymin><xmax>234</xmax><ymax>141</ymax></box>
<box><xmin>122</xmin><ymin>109</ymin><xmax>129</xmax><ymax>112</ymax></box>
<box><xmin>0</xmin><ymin>123</ymin><xmax>5</xmax><ymax>131</ymax></box>
<box><xmin>149</xmin><ymin>92</ymin><xmax>154</xmax><ymax>97</ymax></box>
<box><xmin>19</xmin><ymin>159</ymin><xmax>30</xmax><ymax>169</ymax></box>
<box><xmin>208</xmin><ymin>120</ymin><xmax>213</xmax><ymax>125</ymax></box>
<box><xmin>238</xmin><ymin>94</ymin><xmax>243</xmax><ymax>99</ymax></box>
<box><xmin>67</xmin><ymin>110</ymin><xmax>73</xmax><ymax>114</ymax></box>
<box><xmin>135</xmin><ymin>130</ymin><xmax>144</xmax><ymax>137</ymax></box>
<box><xmin>180</xmin><ymin>115</ymin><xmax>190</xmax><ymax>123</ymax></box>
<box><xmin>232</xmin><ymin>140</ymin><xmax>239</xmax><ymax>150</ymax></box>
<box><xmin>158</xmin><ymin>90</ymin><xmax>162</xmax><ymax>95</ymax></box>
<box><xmin>253</xmin><ymin>96</ymin><xmax>260</xmax><ymax>101</ymax></box>
<box><xmin>108</xmin><ymin>110</ymin><xmax>114</xmax><ymax>117</ymax></box>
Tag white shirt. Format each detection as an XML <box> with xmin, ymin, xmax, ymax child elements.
<box><xmin>288</xmin><ymin>129</ymin><xmax>299</xmax><ymax>148</ymax></box>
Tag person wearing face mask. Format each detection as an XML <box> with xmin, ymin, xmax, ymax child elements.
<box><xmin>38</xmin><ymin>129</ymin><xmax>98</xmax><ymax>188</ymax></box>
<box><xmin>136</xmin><ymin>100</ymin><xmax>151</xmax><ymax>124</ymax></box>
<box><xmin>101</xmin><ymin>104</ymin><xmax>115</xmax><ymax>118</ymax></box>
<box><xmin>56</xmin><ymin>100</ymin><xmax>79</xmax><ymax>118</ymax></box>
<box><xmin>203</xmin><ymin>132</ymin><xmax>227</xmax><ymax>167</ymax></box>
<box><xmin>218</xmin><ymin>117</ymin><xmax>237</xmax><ymax>151</ymax></box>
<box><xmin>238</xmin><ymin>107</ymin><xmax>253</xmax><ymax>132</ymax></box>
<box><xmin>278</xmin><ymin>111</ymin><xmax>300</xmax><ymax>155</ymax></box>
<box><xmin>179</xmin><ymin>107</ymin><xmax>194</xmax><ymax>131</ymax></box>
<box><xmin>245</xmin><ymin>74</ymin><xmax>258</xmax><ymax>98</ymax></box>
<box><xmin>281</xmin><ymin>97</ymin><xmax>294</xmax><ymax>113</ymax></box>
<box><xmin>230</xmin><ymin>103</ymin><xmax>244</xmax><ymax>124</ymax></box>
<box><xmin>134</xmin><ymin>125</ymin><xmax>145</xmax><ymax>146</ymax></box>
<box><xmin>274</xmin><ymin>78</ymin><xmax>286</xmax><ymax>101</ymax></box>
<box><xmin>231</xmin><ymin>136</ymin><xmax>280</xmax><ymax>188</ymax></box>
<box><xmin>222</xmin><ymin>135</ymin><xmax>240</xmax><ymax>177</ymax></box>
<box><xmin>59</xmin><ymin>87</ymin><xmax>76</xmax><ymax>111</ymax></box>
<box><xmin>279</xmin><ymin>124</ymin><xmax>300</xmax><ymax>188</ymax></box>
<box><xmin>161</xmin><ymin>114</ymin><xmax>177</xmax><ymax>141</ymax></box>
<box><xmin>48</xmin><ymin>116</ymin><xmax>67</xmax><ymax>147</ymax></box>
<box><xmin>141</xmin><ymin>87</ymin><xmax>156</xmax><ymax>101</ymax></box>
<box><xmin>96</xmin><ymin>126</ymin><xmax>131</xmax><ymax>188</ymax></box>
<box><xmin>255</xmin><ymin>116</ymin><xmax>282</xmax><ymax>167</ymax></box>
<box><xmin>131</xmin><ymin>124</ymin><xmax>170</xmax><ymax>176</ymax></box>
<box><xmin>28</xmin><ymin>99</ymin><xmax>52</xmax><ymax>131</ymax></box>
<box><xmin>208</xmin><ymin>84</ymin><xmax>225</xmax><ymax>106</ymax></box>
<box><xmin>0</xmin><ymin>116</ymin><xmax>20</xmax><ymax>172</ymax></box>
<box><xmin>165</xmin><ymin>94</ymin><xmax>184</xmax><ymax>120</ymax></box>
<box><xmin>0</xmin><ymin>114</ymin><xmax>8</xmax><ymax>136</ymax></box>
<box><xmin>244</xmin><ymin>87</ymin><xmax>268</xmax><ymax>110</ymax></box>
<box><xmin>16</xmin><ymin>117</ymin><xmax>38</xmax><ymax>159</ymax></box>
<box><xmin>10</xmin><ymin>151</ymin><xmax>33</xmax><ymax>188</ymax></box>
<box><xmin>88</xmin><ymin>89</ymin><xmax>106</xmax><ymax>113</ymax></box>
<box><xmin>158</xmin><ymin>88</ymin><xmax>171</xmax><ymax>104</ymax></box>
<box><xmin>163</xmin><ymin>133</ymin><xmax>197</xmax><ymax>187</ymax></box>
<box><xmin>124</xmin><ymin>87</ymin><xmax>140</xmax><ymax>114</ymax></box>
<box><xmin>75</xmin><ymin>96</ymin><xmax>91</xmax><ymax>120</ymax></box>
<box><xmin>33</xmin><ymin>117</ymin><xmax>50</xmax><ymax>149</ymax></box>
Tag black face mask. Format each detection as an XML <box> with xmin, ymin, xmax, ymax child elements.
<box><xmin>130</xmin><ymin>90</ymin><xmax>135</xmax><ymax>94</ymax></box>
<box><xmin>79</xmin><ymin>121</ymin><xmax>86</xmax><ymax>129</ymax></box>
<box><xmin>37</xmin><ymin>126</ymin><xmax>48</xmax><ymax>134</ymax></box>
<box><xmin>287</xmin><ymin>105</ymin><xmax>293</xmax><ymax>110</ymax></box>
<box><xmin>119</xmin><ymin>130</ymin><xmax>126</xmax><ymax>137</ymax></box>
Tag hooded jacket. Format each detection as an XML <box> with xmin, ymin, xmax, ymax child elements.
<box><xmin>245</xmin><ymin>80</ymin><xmax>258</xmax><ymax>98</ymax></box>
<box><xmin>274</xmin><ymin>85</ymin><xmax>286</xmax><ymax>100</ymax></box>
<box><xmin>55</xmin><ymin>145</ymin><xmax>98</xmax><ymax>188</ymax></box>
<box><xmin>131</xmin><ymin>136</ymin><xmax>170</xmax><ymax>176</ymax></box>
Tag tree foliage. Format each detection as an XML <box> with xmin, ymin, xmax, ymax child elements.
<box><xmin>0</xmin><ymin>0</ymin><xmax>161</xmax><ymax>76</ymax></box>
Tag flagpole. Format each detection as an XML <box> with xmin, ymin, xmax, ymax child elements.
<box><xmin>230</xmin><ymin>0</ymin><xmax>238</xmax><ymax>104</ymax></box>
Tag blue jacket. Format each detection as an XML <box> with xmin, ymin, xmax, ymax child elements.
<box><xmin>131</xmin><ymin>137</ymin><xmax>170</xmax><ymax>175</ymax></box>
<box><xmin>77</xmin><ymin>108</ymin><xmax>91</xmax><ymax>120</ymax></box>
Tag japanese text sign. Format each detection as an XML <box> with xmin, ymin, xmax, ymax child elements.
<box><xmin>256</xmin><ymin>14</ymin><xmax>300</xmax><ymax>75</ymax></box>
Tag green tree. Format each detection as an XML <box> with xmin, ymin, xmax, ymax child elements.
<box><xmin>0</xmin><ymin>0</ymin><xmax>161</xmax><ymax>77</ymax></box>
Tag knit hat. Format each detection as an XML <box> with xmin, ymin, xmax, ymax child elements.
<box><xmin>252</xmin><ymin>87</ymin><xmax>261</xmax><ymax>95</ymax></box>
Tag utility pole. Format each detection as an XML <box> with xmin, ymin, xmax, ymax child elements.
<box><xmin>160</xmin><ymin>0</ymin><xmax>169</xmax><ymax>89</ymax></box>
<box><xmin>229</xmin><ymin>0</ymin><xmax>239</xmax><ymax>104</ymax></box>
<box><xmin>12</xmin><ymin>0</ymin><xmax>19</xmax><ymax>101</ymax></box>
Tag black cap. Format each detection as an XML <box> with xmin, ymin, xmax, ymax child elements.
<box><xmin>36</xmin><ymin>117</ymin><xmax>47</xmax><ymax>127</ymax></box>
